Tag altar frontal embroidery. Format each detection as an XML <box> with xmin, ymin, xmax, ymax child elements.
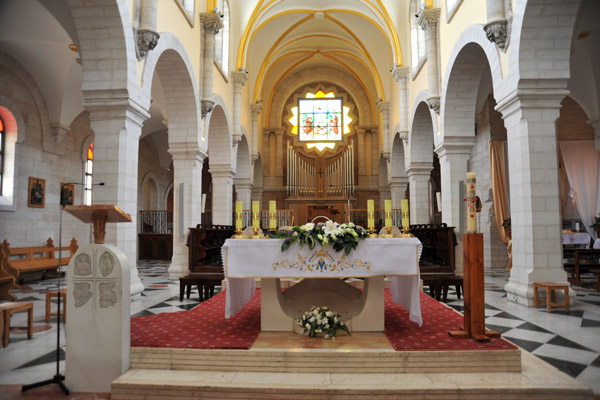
<box><xmin>273</xmin><ymin>249</ymin><xmax>371</xmax><ymax>273</ymax></box>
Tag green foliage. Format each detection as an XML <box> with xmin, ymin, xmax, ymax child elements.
<box><xmin>297</xmin><ymin>306</ymin><xmax>351</xmax><ymax>339</ymax></box>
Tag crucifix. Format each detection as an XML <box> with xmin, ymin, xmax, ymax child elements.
<box><xmin>317</xmin><ymin>168</ymin><xmax>323</xmax><ymax>178</ymax></box>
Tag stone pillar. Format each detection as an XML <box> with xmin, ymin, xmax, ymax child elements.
<box><xmin>418</xmin><ymin>8</ymin><xmax>441</xmax><ymax>114</ymax></box>
<box><xmin>377</xmin><ymin>101</ymin><xmax>391</xmax><ymax>159</ymax></box>
<box><xmin>251</xmin><ymin>187</ymin><xmax>263</xmax><ymax>209</ymax></box>
<box><xmin>136</xmin><ymin>0</ymin><xmax>160</xmax><ymax>58</ymax></box>
<box><xmin>590</xmin><ymin>118</ymin><xmax>600</xmax><ymax>150</ymax></box>
<box><xmin>484</xmin><ymin>0</ymin><xmax>508</xmax><ymax>51</ymax></box>
<box><xmin>407</xmin><ymin>164</ymin><xmax>433</xmax><ymax>224</ymax></box>
<box><xmin>275</xmin><ymin>128</ymin><xmax>284</xmax><ymax>177</ymax></box>
<box><xmin>167</xmin><ymin>144</ymin><xmax>207</xmax><ymax>278</ymax></box>
<box><xmin>84</xmin><ymin>97</ymin><xmax>148</xmax><ymax>299</ymax></box>
<box><xmin>356</xmin><ymin>128</ymin><xmax>367</xmax><ymax>176</ymax></box>
<box><xmin>251</xmin><ymin>103</ymin><xmax>262</xmax><ymax>161</ymax></box>
<box><xmin>379</xmin><ymin>187</ymin><xmax>391</xmax><ymax>209</ymax></box>
<box><xmin>235</xmin><ymin>181</ymin><xmax>252</xmax><ymax>210</ymax></box>
<box><xmin>496</xmin><ymin>88</ymin><xmax>571</xmax><ymax>306</ymax></box>
<box><xmin>210</xmin><ymin>166</ymin><xmax>235</xmax><ymax>225</ymax></box>
<box><xmin>389</xmin><ymin>177</ymin><xmax>409</xmax><ymax>209</ymax></box>
<box><xmin>231</xmin><ymin>71</ymin><xmax>248</xmax><ymax>145</ymax></box>
<box><xmin>66</xmin><ymin>244</ymin><xmax>130</xmax><ymax>392</ymax></box>
<box><xmin>392</xmin><ymin>66</ymin><xmax>410</xmax><ymax>145</ymax></box>
<box><xmin>199</xmin><ymin>12</ymin><xmax>223</xmax><ymax>118</ymax></box>
<box><xmin>435</xmin><ymin>137</ymin><xmax>475</xmax><ymax>274</ymax></box>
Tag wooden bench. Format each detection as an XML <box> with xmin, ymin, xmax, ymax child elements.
<box><xmin>2</xmin><ymin>238</ymin><xmax>78</xmax><ymax>284</ymax></box>
<box><xmin>563</xmin><ymin>248</ymin><xmax>600</xmax><ymax>291</ymax></box>
<box><xmin>0</xmin><ymin>241</ymin><xmax>18</xmax><ymax>301</ymax></box>
<box><xmin>410</xmin><ymin>223</ymin><xmax>459</xmax><ymax>302</ymax></box>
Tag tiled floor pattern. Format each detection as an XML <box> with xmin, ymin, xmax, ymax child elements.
<box><xmin>0</xmin><ymin>262</ymin><xmax>599</xmax><ymax>397</ymax></box>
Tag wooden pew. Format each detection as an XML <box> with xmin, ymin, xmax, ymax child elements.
<box><xmin>409</xmin><ymin>223</ymin><xmax>459</xmax><ymax>302</ymax></box>
<box><xmin>3</xmin><ymin>238</ymin><xmax>78</xmax><ymax>284</ymax></box>
<box><xmin>180</xmin><ymin>225</ymin><xmax>234</xmax><ymax>301</ymax></box>
<box><xmin>563</xmin><ymin>248</ymin><xmax>600</xmax><ymax>291</ymax></box>
<box><xmin>0</xmin><ymin>241</ymin><xmax>18</xmax><ymax>300</ymax></box>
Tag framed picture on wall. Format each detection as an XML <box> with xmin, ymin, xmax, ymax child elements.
<box><xmin>28</xmin><ymin>177</ymin><xmax>45</xmax><ymax>208</ymax></box>
<box><xmin>61</xmin><ymin>183</ymin><xmax>74</xmax><ymax>206</ymax></box>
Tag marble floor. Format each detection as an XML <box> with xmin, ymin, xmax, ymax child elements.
<box><xmin>0</xmin><ymin>261</ymin><xmax>599</xmax><ymax>398</ymax></box>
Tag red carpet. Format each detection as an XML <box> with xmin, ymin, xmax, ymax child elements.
<box><xmin>131</xmin><ymin>289</ymin><xmax>516</xmax><ymax>351</ymax></box>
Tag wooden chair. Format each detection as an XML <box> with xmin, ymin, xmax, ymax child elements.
<box><xmin>533</xmin><ymin>282</ymin><xmax>570</xmax><ymax>313</ymax></box>
<box><xmin>45</xmin><ymin>289</ymin><xmax>66</xmax><ymax>323</ymax></box>
<box><xmin>0</xmin><ymin>301</ymin><xmax>34</xmax><ymax>347</ymax></box>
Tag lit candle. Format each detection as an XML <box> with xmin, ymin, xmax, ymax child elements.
<box><xmin>269</xmin><ymin>200</ymin><xmax>277</xmax><ymax>230</ymax></box>
<box><xmin>466</xmin><ymin>172</ymin><xmax>477</xmax><ymax>233</ymax></box>
<box><xmin>367</xmin><ymin>199</ymin><xmax>374</xmax><ymax>230</ymax></box>
<box><xmin>235</xmin><ymin>201</ymin><xmax>243</xmax><ymax>231</ymax></box>
<box><xmin>401</xmin><ymin>199</ymin><xmax>409</xmax><ymax>229</ymax></box>
<box><xmin>385</xmin><ymin>199</ymin><xmax>392</xmax><ymax>228</ymax></box>
<box><xmin>252</xmin><ymin>201</ymin><xmax>260</xmax><ymax>229</ymax></box>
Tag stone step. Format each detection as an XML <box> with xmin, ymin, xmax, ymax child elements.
<box><xmin>112</xmin><ymin>352</ymin><xmax>594</xmax><ymax>400</ymax></box>
<box><xmin>131</xmin><ymin>346</ymin><xmax>522</xmax><ymax>373</ymax></box>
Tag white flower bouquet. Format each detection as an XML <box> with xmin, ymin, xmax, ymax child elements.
<box><xmin>297</xmin><ymin>306</ymin><xmax>351</xmax><ymax>339</ymax></box>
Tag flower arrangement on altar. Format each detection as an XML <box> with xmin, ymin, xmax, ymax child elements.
<box><xmin>297</xmin><ymin>306</ymin><xmax>351</xmax><ymax>339</ymax></box>
<box><xmin>274</xmin><ymin>220</ymin><xmax>369</xmax><ymax>255</ymax></box>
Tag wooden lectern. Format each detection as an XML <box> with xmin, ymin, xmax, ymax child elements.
<box><xmin>63</xmin><ymin>205</ymin><xmax>131</xmax><ymax>244</ymax></box>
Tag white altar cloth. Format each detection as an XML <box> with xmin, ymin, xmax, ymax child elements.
<box><xmin>222</xmin><ymin>237</ymin><xmax>423</xmax><ymax>326</ymax></box>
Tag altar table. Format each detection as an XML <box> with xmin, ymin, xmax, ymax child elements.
<box><xmin>562</xmin><ymin>232</ymin><xmax>591</xmax><ymax>248</ymax></box>
<box><xmin>222</xmin><ymin>237</ymin><xmax>423</xmax><ymax>331</ymax></box>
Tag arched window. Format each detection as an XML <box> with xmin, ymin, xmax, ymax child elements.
<box><xmin>0</xmin><ymin>116</ymin><xmax>4</xmax><ymax>195</ymax></box>
<box><xmin>84</xmin><ymin>143</ymin><xmax>93</xmax><ymax>205</ymax></box>
<box><xmin>410</xmin><ymin>0</ymin><xmax>427</xmax><ymax>77</ymax></box>
<box><xmin>215</xmin><ymin>0</ymin><xmax>230</xmax><ymax>77</ymax></box>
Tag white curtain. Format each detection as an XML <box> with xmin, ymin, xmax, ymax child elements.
<box><xmin>559</xmin><ymin>141</ymin><xmax>600</xmax><ymax>239</ymax></box>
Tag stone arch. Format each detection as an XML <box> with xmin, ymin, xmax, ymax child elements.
<box><xmin>440</xmin><ymin>25</ymin><xmax>504</xmax><ymax>146</ymax></box>
<box><xmin>67</xmin><ymin>0</ymin><xmax>135</xmax><ymax>94</ymax></box>
<box><xmin>235</xmin><ymin>135</ymin><xmax>252</xmax><ymax>182</ymax></box>
<box><xmin>509</xmin><ymin>0</ymin><xmax>582</xmax><ymax>86</ymax></box>
<box><xmin>0</xmin><ymin>95</ymin><xmax>25</xmax><ymax>211</ymax></box>
<box><xmin>390</xmin><ymin>131</ymin><xmax>407</xmax><ymax>178</ymax></box>
<box><xmin>408</xmin><ymin>92</ymin><xmax>436</xmax><ymax>168</ymax></box>
<box><xmin>206</xmin><ymin>100</ymin><xmax>233</xmax><ymax>168</ymax></box>
<box><xmin>267</xmin><ymin>66</ymin><xmax>373</xmax><ymax>128</ymax></box>
<box><xmin>141</xmin><ymin>32</ymin><xmax>201</xmax><ymax>147</ymax></box>
<box><xmin>140</xmin><ymin>171</ymin><xmax>160</xmax><ymax>210</ymax></box>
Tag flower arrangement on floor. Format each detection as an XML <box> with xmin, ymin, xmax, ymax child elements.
<box><xmin>297</xmin><ymin>306</ymin><xmax>351</xmax><ymax>339</ymax></box>
<box><xmin>274</xmin><ymin>220</ymin><xmax>369</xmax><ymax>255</ymax></box>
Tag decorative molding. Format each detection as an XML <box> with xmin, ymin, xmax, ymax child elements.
<box><xmin>201</xmin><ymin>12</ymin><xmax>223</xmax><ymax>35</ymax></box>
<box><xmin>231</xmin><ymin>71</ymin><xmax>248</xmax><ymax>86</ymax></box>
<box><xmin>391</xmin><ymin>66</ymin><xmax>410</xmax><ymax>83</ymax></box>
<box><xmin>427</xmin><ymin>96</ymin><xmax>440</xmax><ymax>114</ymax></box>
<box><xmin>201</xmin><ymin>99</ymin><xmax>215</xmax><ymax>119</ymax></box>
<box><xmin>399</xmin><ymin>130</ymin><xmax>409</xmax><ymax>142</ymax></box>
<box><xmin>136</xmin><ymin>29</ymin><xmax>160</xmax><ymax>59</ymax></box>
<box><xmin>484</xmin><ymin>20</ymin><xmax>508</xmax><ymax>51</ymax></box>
<box><xmin>417</xmin><ymin>8</ymin><xmax>440</xmax><ymax>32</ymax></box>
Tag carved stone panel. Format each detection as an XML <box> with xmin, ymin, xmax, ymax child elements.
<box><xmin>74</xmin><ymin>253</ymin><xmax>92</xmax><ymax>276</ymax></box>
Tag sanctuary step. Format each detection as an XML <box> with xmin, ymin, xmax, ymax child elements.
<box><xmin>112</xmin><ymin>351</ymin><xmax>593</xmax><ymax>400</ymax></box>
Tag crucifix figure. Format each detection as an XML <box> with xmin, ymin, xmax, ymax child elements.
<box><xmin>317</xmin><ymin>168</ymin><xmax>323</xmax><ymax>178</ymax></box>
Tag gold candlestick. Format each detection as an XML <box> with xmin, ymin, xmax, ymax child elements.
<box><xmin>399</xmin><ymin>226</ymin><xmax>414</xmax><ymax>238</ymax></box>
<box><xmin>382</xmin><ymin>225</ymin><xmax>394</xmax><ymax>238</ymax></box>
<box><xmin>368</xmin><ymin>226</ymin><xmax>378</xmax><ymax>238</ymax></box>
<box><xmin>232</xmin><ymin>211</ymin><xmax>246</xmax><ymax>238</ymax></box>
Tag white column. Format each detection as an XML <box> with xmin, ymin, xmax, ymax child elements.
<box><xmin>389</xmin><ymin>177</ymin><xmax>409</xmax><ymax>209</ymax></box>
<box><xmin>275</xmin><ymin>128</ymin><xmax>284</xmax><ymax>177</ymax></box>
<box><xmin>85</xmin><ymin>97</ymin><xmax>149</xmax><ymax>299</ymax></box>
<box><xmin>199</xmin><ymin>12</ymin><xmax>223</xmax><ymax>118</ymax></box>
<box><xmin>418</xmin><ymin>8</ymin><xmax>441</xmax><ymax>114</ymax></box>
<box><xmin>484</xmin><ymin>0</ymin><xmax>508</xmax><ymax>50</ymax></box>
<box><xmin>234</xmin><ymin>181</ymin><xmax>252</xmax><ymax>210</ymax></box>
<box><xmin>407</xmin><ymin>164</ymin><xmax>433</xmax><ymax>224</ymax></box>
<box><xmin>231</xmin><ymin>71</ymin><xmax>248</xmax><ymax>145</ymax></box>
<box><xmin>435</xmin><ymin>137</ymin><xmax>474</xmax><ymax>275</ymax></box>
<box><xmin>210</xmin><ymin>166</ymin><xmax>235</xmax><ymax>225</ymax></box>
<box><xmin>497</xmin><ymin>88</ymin><xmax>571</xmax><ymax>306</ymax></box>
<box><xmin>167</xmin><ymin>144</ymin><xmax>207</xmax><ymax>278</ymax></box>
<box><xmin>356</xmin><ymin>128</ymin><xmax>366</xmax><ymax>176</ymax></box>
<box><xmin>250</xmin><ymin>103</ymin><xmax>262</xmax><ymax>161</ymax></box>
<box><xmin>392</xmin><ymin>66</ymin><xmax>410</xmax><ymax>144</ymax></box>
<box><xmin>377</xmin><ymin>101</ymin><xmax>391</xmax><ymax>160</ymax></box>
<box><xmin>136</xmin><ymin>0</ymin><xmax>160</xmax><ymax>58</ymax></box>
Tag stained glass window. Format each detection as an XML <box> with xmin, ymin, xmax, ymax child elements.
<box><xmin>298</xmin><ymin>97</ymin><xmax>342</xmax><ymax>142</ymax></box>
<box><xmin>0</xmin><ymin>117</ymin><xmax>4</xmax><ymax>194</ymax></box>
<box><xmin>84</xmin><ymin>143</ymin><xmax>93</xmax><ymax>205</ymax></box>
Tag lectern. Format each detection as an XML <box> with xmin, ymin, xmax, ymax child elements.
<box><xmin>63</xmin><ymin>204</ymin><xmax>132</xmax><ymax>392</ymax></box>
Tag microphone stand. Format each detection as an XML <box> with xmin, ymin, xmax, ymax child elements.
<box><xmin>22</xmin><ymin>182</ymin><xmax>104</xmax><ymax>395</ymax></box>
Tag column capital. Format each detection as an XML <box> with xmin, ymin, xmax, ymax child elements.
<box><xmin>427</xmin><ymin>96</ymin><xmax>440</xmax><ymax>114</ymax></box>
<box><xmin>201</xmin><ymin>99</ymin><xmax>214</xmax><ymax>119</ymax></box>
<box><xmin>83</xmin><ymin>90</ymin><xmax>150</xmax><ymax>128</ymax></box>
<box><xmin>391</xmin><ymin>66</ymin><xmax>410</xmax><ymax>83</ymax></box>
<box><xmin>417</xmin><ymin>8</ymin><xmax>440</xmax><ymax>32</ymax></box>
<box><xmin>168</xmin><ymin>142</ymin><xmax>207</xmax><ymax>162</ymax></box>
<box><xmin>251</xmin><ymin>103</ymin><xmax>263</xmax><ymax>115</ymax></box>
<box><xmin>434</xmin><ymin>137</ymin><xmax>475</xmax><ymax>158</ymax></box>
<box><xmin>495</xmin><ymin>83</ymin><xmax>569</xmax><ymax>120</ymax></box>
<box><xmin>388</xmin><ymin>176</ymin><xmax>409</xmax><ymax>188</ymax></box>
<box><xmin>231</xmin><ymin>71</ymin><xmax>248</xmax><ymax>87</ymax></box>
<box><xmin>484</xmin><ymin>19</ymin><xmax>508</xmax><ymax>51</ymax></box>
<box><xmin>376</xmin><ymin>100</ymin><xmax>390</xmax><ymax>113</ymax></box>
<box><xmin>209</xmin><ymin>164</ymin><xmax>236</xmax><ymax>179</ymax></box>
<box><xmin>406</xmin><ymin>162</ymin><xmax>433</xmax><ymax>177</ymax></box>
<box><xmin>234</xmin><ymin>179</ymin><xmax>253</xmax><ymax>190</ymax></box>
<box><xmin>265</xmin><ymin>126</ymin><xmax>285</xmax><ymax>136</ymax></box>
<box><xmin>200</xmin><ymin>12</ymin><xmax>223</xmax><ymax>35</ymax></box>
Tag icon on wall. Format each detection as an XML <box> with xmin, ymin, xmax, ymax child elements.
<box><xmin>61</xmin><ymin>183</ymin><xmax>74</xmax><ymax>206</ymax></box>
<box><xmin>28</xmin><ymin>177</ymin><xmax>45</xmax><ymax>208</ymax></box>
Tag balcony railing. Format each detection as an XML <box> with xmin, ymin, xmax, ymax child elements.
<box><xmin>139</xmin><ymin>210</ymin><xmax>173</xmax><ymax>234</ymax></box>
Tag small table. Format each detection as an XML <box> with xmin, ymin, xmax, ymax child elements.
<box><xmin>562</xmin><ymin>232</ymin><xmax>591</xmax><ymax>248</ymax></box>
<box><xmin>533</xmin><ymin>282</ymin><xmax>570</xmax><ymax>313</ymax></box>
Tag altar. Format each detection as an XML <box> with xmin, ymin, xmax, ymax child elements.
<box><xmin>222</xmin><ymin>237</ymin><xmax>423</xmax><ymax>332</ymax></box>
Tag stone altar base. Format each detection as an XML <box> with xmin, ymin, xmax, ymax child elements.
<box><xmin>112</xmin><ymin>336</ymin><xmax>593</xmax><ymax>399</ymax></box>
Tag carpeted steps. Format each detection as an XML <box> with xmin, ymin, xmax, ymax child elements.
<box><xmin>112</xmin><ymin>353</ymin><xmax>594</xmax><ymax>400</ymax></box>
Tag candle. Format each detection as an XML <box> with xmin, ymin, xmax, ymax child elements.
<box><xmin>235</xmin><ymin>201</ymin><xmax>243</xmax><ymax>231</ymax></box>
<box><xmin>466</xmin><ymin>172</ymin><xmax>477</xmax><ymax>233</ymax></box>
<box><xmin>401</xmin><ymin>199</ymin><xmax>409</xmax><ymax>229</ymax></box>
<box><xmin>252</xmin><ymin>201</ymin><xmax>260</xmax><ymax>229</ymax></box>
<box><xmin>367</xmin><ymin>199</ymin><xmax>374</xmax><ymax>230</ymax></box>
<box><xmin>269</xmin><ymin>200</ymin><xmax>277</xmax><ymax>230</ymax></box>
<box><xmin>385</xmin><ymin>199</ymin><xmax>392</xmax><ymax>228</ymax></box>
